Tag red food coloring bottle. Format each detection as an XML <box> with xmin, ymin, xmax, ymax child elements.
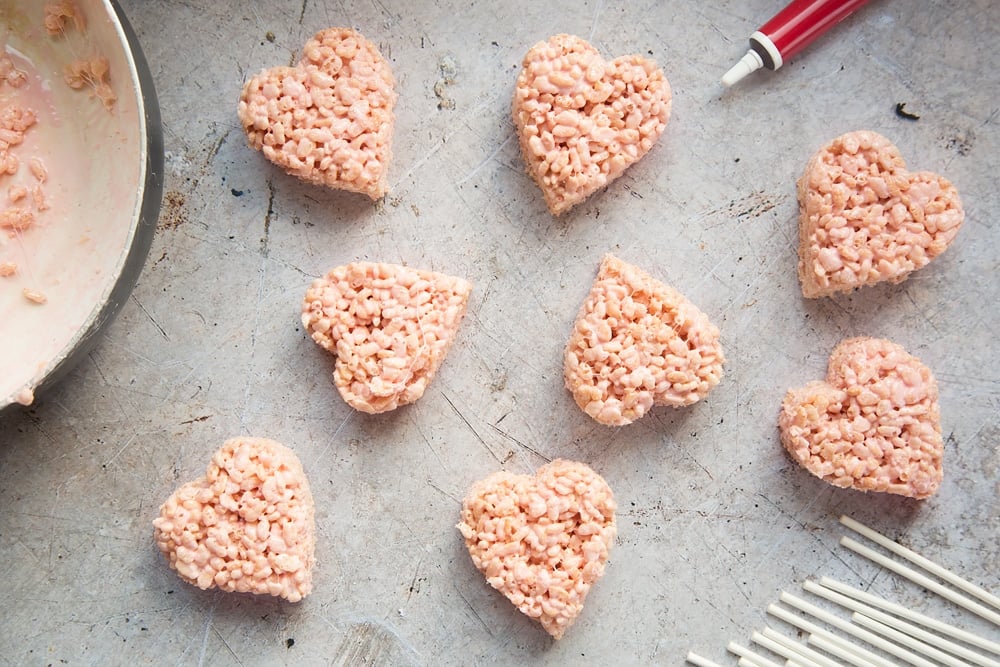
<box><xmin>723</xmin><ymin>0</ymin><xmax>872</xmax><ymax>87</ymax></box>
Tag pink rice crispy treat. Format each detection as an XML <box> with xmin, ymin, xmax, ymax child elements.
<box><xmin>779</xmin><ymin>337</ymin><xmax>943</xmax><ymax>499</ymax></box>
<box><xmin>152</xmin><ymin>437</ymin><xmax>316</xmax><ymax>602</ymax></box>
<box><xmin>301</xmin><ymin>261</ymin><xmax>472</xmax><ymax>414</ymax></box>
<box><xmin>797</xmin><ymin>130</ymin><xmax>963</xmax><ymax>298</ymax></box>
<box><xmin>513</xmin><ymin>34</ymin><xmax>671</xmax><ymax>215</ymax></box>
<box><xmin>564</xmin><ymin>254</ymin><xmax>724</xmax><ymax>426</ymax></box>
<box><xmin>457</xmin><ymin>459</ymin><xmax>617</xmax><ymax>640</ymax></box>
<box><xmin>238</xmin><ymin>28</ymin><xmax>396</xmax><ymax>200</ymax></box>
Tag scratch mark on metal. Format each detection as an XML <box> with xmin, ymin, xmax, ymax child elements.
<box><xmin>455</xmin><ymin>135</ymin><xmax>513</xmax><ymax>186</ymax></box>
<box><xmin>453</xmin><ymin>581</ymin><xmax>495</xmax><ymax>638</ymax></box>
<box><xmin>488</xmin><ymin>422</ymin><xmax>551</xmax><ymax>463</ymax></box>
<box><xmin>443</xmin><ymin>393</ymin><xmax>500</xmax><ymax>463</ymax></box>
<box><xmin>131</xmin><ymin>295</ymin><xmax>169</xmax><ymax>340</ymax></box>
<box><xmin>13</xmin><ymin>538</ymin><xmax>42</xmax><ymax>567</ymax></box>
<box><xmin>102</xmin><ymin>434</ymin><xmax>138</xmax><ymax>468</ymax></box>
<box><xmin>426</xmin><ymin>479</ymin><xmax>462</xmax><ymax>503</ymax></box>
<box><xmin>203</xmin><ymin>132</ymin><xmax>228</xmax><ymax>169</ymax></box>
<box><xmin>397</xmin><ymin>95</ymin><xmax>501</xmax><ymax>188</ymax></box>
<box><xmin>180</xmin><ymin>415</ymin><xmax>212</xmax><ymax>425</ymax></box>
<box><xmin>474</xmin><ymin>276</ymin><xmax>496</xmax><ymax>318</ymax></box>
<box><xmin>238</xmin><ymin>188</ymin><xmax>273</xmax><ymax>428</ymax></box>
<box><xmin>622</xmin><ymin>183</ymin><xmax>645</xmax><ymax>199</ymax></box>
<box><xmin>405</xmin><ymin>553</ymin><xmax>425</xmax><ymax>603</ymax></box>
<box><xmin>412</xmin><ymin>417</ymin><xmax>446</xmax><ymax>472</ymax></box>
<box><xmin>310</xmin><ymin>412</ymin><xmax>354</xmax><ymax>467</ymax></box>
<box><xmin>904</xmin><ymin>288</ymin><xmax>942</xmax><ymax>337</ymax></box>
<box><xmin>190</xmin><ymin>127</ymin><xmax>236</xmax><ymax>192</ymax></box>
<box><xmin>588</xmin><ymin>0</ymin><xmax>605</xmax><ymax>41</ymax></box>
<box><xmin>214</xmin><ymin>625</ymin><xmax>244</xmax><ymax>665</ymax></box>
<box><xmin>262</xmin><ymin>179</ymin><xmax>275</xmax><ymax>257</ymax></box>
<box><xmin>195</xmin><ymin>601</ymin><xmax>217</xmax><ymax>667</ymax></box>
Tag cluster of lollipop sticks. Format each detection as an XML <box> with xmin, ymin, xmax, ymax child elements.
<box><xmin>688</xmin><ymin>515</ymin><xmax>1000</xmax><ymax>667</ymax></box>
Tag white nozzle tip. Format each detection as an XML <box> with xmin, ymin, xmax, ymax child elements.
<box><xmin>722</xmin><ymin>50</ymin><xmax>764</xmax><ymax>87</ymax></box>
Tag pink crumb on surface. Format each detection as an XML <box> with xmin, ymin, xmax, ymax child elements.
<box><xmin>564</xmin><ymin>254</ymin><xmax>724</xmax><ymax>426</ymax></box>
<box><xmin>0</xmin><ymin>72</ymin><xmax>45</xmax><ymax>238</ymax></box>
<box><xmin>457</xmin><ymin>459</ymin><xmax>617</xmax><ymax>640</ymax></box>
<box><xmin>8</xmin><ymin>184</ymin><xmax>27</xmax><ymax>203</ymax></box>
<box><xmin>797</xmin><ymin>130</ymin><xmax>964</xmax><ymax>298</ymax></box>
<box><xmin>14</xmin><ymin>386</ymin><xmax>33</xmax><ymax>406</ymax></box>
<box><xmin>0</xmin><ymin>104</ymin><xmax>36</xmax><ymax>147</ymax></box>
<box><xmin>0</xmin><ymin>207</ymin><xmax>34</xmax><ymax>232</ymax></box>
<box><xmin>28</xmin><ymin>157</ymin><xmax>46</xmax><ymax>182</ymax></box>
<box><xmin>0</xmin><ymin>54</ymin><xmax>27</xmax><ymax>89</ymax></box>
<box><xmin>238</xmin><ymin>28</ymin><xmax>396</xmax><ymax>200</ymax></box>
<box><xmin>152</xmin><ymin>437</ymin><xmax>316</xmax><ymax>602</ymax></box>
<box><xmin>31</xmin><ymin>184</ymin><xmax>48</xmax><ymax>211</ymax></box>
<box><xmin>22</xmin><ymin>287</ymin><xmax>46</xmax><ymax>304</ymax></box>
<box><xmin>0</xmin><ymin>261</ymin><xmax>16</xmax><ymax>276</ymax></box>
<box><xmin>779</xmin><ymin>337</ymin><xmax>943</xmax><ymax>499</ymax></box>
<box><xmin>64</xmin><ymin>56</ymin><xmax>116</xmax><ymax>111</ymax></box>
<box><xmin>513</xmin><ymin>34</ymin><xmax>671</xmax><ymax>215</ymax></box>
<box><xmin>301</xmin><ymin>261</ymin><xmax>472</xmax><ymax>414</ymax></box>
<box><xmin>44</xmin><ymin>1</ymin><xmax>86</xmax><ymax>36</ymax></box>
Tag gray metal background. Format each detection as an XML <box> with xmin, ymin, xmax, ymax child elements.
<box><xmin>2</xmin><ymin>1</ymin><xmax>997</xmax><ymax>664</ymax></box>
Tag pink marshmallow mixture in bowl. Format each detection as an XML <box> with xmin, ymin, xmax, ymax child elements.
<box><xmin>0</xmin><ymin>0</ymin><xmax>161</xmax><ymax>410</ymax></box>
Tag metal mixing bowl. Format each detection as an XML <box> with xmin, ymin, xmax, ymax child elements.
<box><xmin>0</xmin><ymin>0</ymin><xmax>162</xmax><ymax>410</ymax></box>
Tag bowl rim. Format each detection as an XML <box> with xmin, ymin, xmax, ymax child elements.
<box><xmin>0</xmin><ymin>0</ymin><xmax>164</xmax><ymax>411</ymax></box>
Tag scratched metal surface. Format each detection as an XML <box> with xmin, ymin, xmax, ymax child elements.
<box><xmin>1</xmin><ymin>1</ymin><xmax>998</xmax><ymax>664</ymax></box>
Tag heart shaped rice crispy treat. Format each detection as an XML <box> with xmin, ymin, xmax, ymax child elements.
<box><xmin>457</xmin><ymin>459</ymin><xmax>617</xmax><ymax>640</ymax></box>
<box><xmin>797</xmin><ymin>130</ymin><xmax>963</xmax><ymax>298</ymax></box>
<box><xmin>302</xmin><ymin>261</ymin><xmax>472</xmax><ymax>413</ymax></box>
<box><xmin>513</xmin><ymin>34</ymin><xmax>671</xmax><ymax>215</ymax></box>
<box><xmin>564</xmin><ymin>254</ymin><xmax>724</xmax><ymax>426</ymax></box>
<box><xmin>238</xmin><ymin>28</ymin><xmax>396</xmax><ymax>199</ymax></box>
<box><xmin>779</xmin><ymin>337</ymin><xmax>943</xmax><ymax>499</ymax></box>
<box><xmin>153</xmin><ymin>437</ymin><xmax>316</xmax><ymax>602</ymax></box>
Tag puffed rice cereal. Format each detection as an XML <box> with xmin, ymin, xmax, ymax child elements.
<box><xmin>153</xmin><ymin>437</ymin><xmax>316</xmax><ymax>602</ymax></box>
<box><xmin>64</xmin><ymin>56</ymin><xmax>116</xmax><ymax>111</ymax></box>
<box><xmin>238</xmin><ymin>28</ymin><xmax>396</xmax><ymax>199</ymax></box>
<box><xmin>302</xmin><ymin>261</ymin><xmax>472</xmax><ymax>413</ymax></box>
<box><xmin>457</xmin><ymin>459</ymin><xmax>617</xmax><ymax>640</ymax></box>
<box><xmin>44</xmin><ymin>1</ymin><xmax>86</xmax><ymax>36</ymax></box>
<box><xmin>797</xmin><ymin>130</ymin><xmax>963</xmax><ymax>298</ymax></box>
<box><xmin>0</xmin><ymin>104</ymin><xmax>40</xmax><ymax>236</ymax></box>
<box><xmin>513</xmin><ymin>34</ymin><xmax>671</xmax><ymax>215</ymax></box>
<box><xmin>564</xmin><ymin>254</ymin><xmax>724</xmax><ymax>426</ymax></box>
<box><xmin>0</xmin><ymin>54</ymin><xmax>27</xmax><ymax>89</ymax></box>
<box><xmin>779</xmin><ymin>337</ymin><xmax>943</xmax><ymax>499</ymax></box>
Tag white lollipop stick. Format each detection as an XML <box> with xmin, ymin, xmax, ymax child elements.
<box><xmin>820</xmin><ymin>577</ymin><xmax>1000</xmax><ymax>655</ymax></box>
<box><xmin>780</xmin><ymin>591</ymin><xmax>937</xmax><ymax>667</ymax></box>
<box><xmin>767</xmin><ymin>603</ymin><xmax>895</xmax><ymax>667</ymax></box>
<box><xmin>806</xmin><ymin>634</ymin><xmax>881</xmax><ymax>667</ymax></box>
<box><xmin>760</xmin><ymin>627</ymin><xmax>841</xmax><ymax>667</ymax></box>
<box><xmin>841</xmin><ymin>536</ymin><xmax>1000</xmax><ymax>626</ymax></box>
<box><xmin>851</xmin><ymin>612</ymin><xmax>973</xmax><ymax>667</ymax></box>
<box><xmin>841</xmin><ymin>516</ymin><xmax>1000</xmax><ymax>612</ymax></box>
<box><xmin>805</xmin><ymin>579</ymin><xmax>1000</xmax><ymax>667</ymax></box>
<box><xmin>752</xmin><ymin>630</ymin><xmax>823</xmax><ymax>667</ymax></box>
<box><xmin>727</xmin><ymin>641</ymin><xmax>784</xmax><ymax>667</ymax></box>
<box><xmin>686</xmin><ymin>650</ymin><xmax>726</xmax><ymax>667</ymax></box>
